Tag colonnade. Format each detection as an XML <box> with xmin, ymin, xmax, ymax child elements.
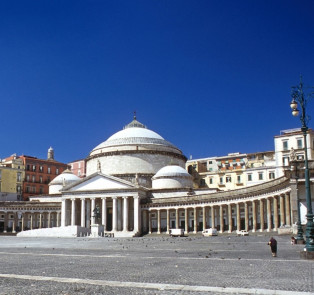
<box><xmin>0</xmin><ymin>211</ymin><xmax>61</xmax><ymax>233</ymax></box>
<box><xmin>61</xmin><ymin>195</ymin><xmax>140</xmax><ymax>234</ymax></box>
<box><xmin>145</xmin><ymin>193</ymin><xmax>291</xmax><ymax>234</ymax></box>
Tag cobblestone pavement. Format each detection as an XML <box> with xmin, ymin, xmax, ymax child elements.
<box><xmin>0</xmin><ymin>234</ymin><xmax>313</xmax><ymax>294</ymax></box>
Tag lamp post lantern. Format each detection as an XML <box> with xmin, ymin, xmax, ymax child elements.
<box><xmin>290</xmin><ymin>75</ymin><xmax>314</xmax><ymax>251</ymax></box>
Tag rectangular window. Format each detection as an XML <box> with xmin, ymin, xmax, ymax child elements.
<box><xmin>17</xmin><ymin>172</ymin><xmax>21</xmax><ymax>182</ymax></box>
<box><xmin>32</xmin><ymin>175</ymin><xmax>36</xmax><ymax>183</ymax></box>
<box><xmin>78</xmin><ymin>162</ymin><xmax>81</xmax><ymax>168</ymax></box>
<box><xmin>26</xmin><ymin>165</ymin><xmax>30</xmax><ymax>171</ymax></box>
<box><xmin>297</xmin><ymin>138</ymin><xmax>303</xmax><ymax>149</ymax></box>
<box><xmin>226</xmin><ymin>176</ymin><xmax>231</xmax><ymax>183</ymax></box>
<box><xmin>39</xmin><ymin>186</ymin><xmax>43</xmax><ymax>194</ymax></box>
<box><xmin>283</xmin><ymin>141</ymin><xmax>288</xmax><ymax>151</ymax></box>
<box><xmin>16</xmin><ymin>185</ymin><xmax>21</xmax><ymax>193</ymax></box>
<box><xmin>258</xmin><ymin>172</ymin><xmax>264</xmax><ymax>180</ymax></box>
<box><xmin>269</xmin><ymin>172</ymin><xmax>275</xmax><ymax>179</ymax></box>
<box><xmin>48</xmin><ymin>167</ymin><xmax>51</xmax><ymax>174</ymax></box>
<box><xmin>32</xmin><ymin>186</ymin><xmax>36</xmax><ymax>193</ymax></box>
<box><xmin>39</xmin><ymin>166</ymin><xmax>43</xmax><ymax>172</ymax></box>
<box><xmin>282</xmin><ymin>156</ymin><xmax>289</xmax><ymax>166</ymax></box>
<box><xmin>237</xmin><ymin>175</ymin><xmax>241</xmax><ymax>183</ymax></box>
<box><xmin>247</xmin><ymin>174</ymin><xmax>252</xmax><ymax>181</ymax></box>
<box><xmin>26</xmin><ymin>175</ymin><xmax>30</xmax><ymax>182</ymax></box>
<box><xmin>26</xmin><ymin>186</ymin><xmax>30</xmax><ymax>193</ymax></box>
<box><xmin>209</xmin><ymin>178</ymin><xmax>213</xmax><ymax>184</ymax></box>
<box><xmin>39</xmin><ymin>176</ymin><xmax>43</xmax><ymax>183</ymax></box>
<box><xmin>219</xmin><ymin>177</ymin><xmax>224</xmax><ymax>184</ymax></box>
<box><xmin>32</xmin><ymin>165</ymin><xmax>36</xmax><ymax>171</ymax></box>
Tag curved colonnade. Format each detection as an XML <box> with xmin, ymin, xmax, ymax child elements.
<box><xmin>0</xmin><ymin>177</ymin><xmax>294</xmax><ymax>235</ymax></box>
<box><xmin>142</xmin><ymin>177</ymin><xmax>292</xmax><ymax>234</ymax></box>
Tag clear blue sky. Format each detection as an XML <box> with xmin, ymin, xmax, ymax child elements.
<box><xmin>1</xmin><ymin>0</ymin><xmax>313</xmax><ymax>163</ymax></box>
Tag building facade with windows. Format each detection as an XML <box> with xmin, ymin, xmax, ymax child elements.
<box><xmin>0</xmin><ymin>156</ymin><xmax>25</xmax><ymax>201</ymax></box>
<box><xmin>186</xmin><ymin>151</ymin><xmax>277</xmax><ymax>191</ymax></box>
<box><xmin>68</xmin><ymin>159</ymin><xmax>86</xmax><ymax>178</ymax></box>
<box><xmin>275</xmin><ymin>128</ymin><xmax>314</xmax><ymax>177</ymax></box>
<box><xmin>4</xmin><ymin>148</ymin><xmax>70</xmax><ymax>201</ymax></box>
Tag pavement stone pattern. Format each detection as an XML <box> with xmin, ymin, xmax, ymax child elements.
<box><xmin>0</xmin><ymin>234</ymin><xmax>313</xmax><ymax>294</ymax></box>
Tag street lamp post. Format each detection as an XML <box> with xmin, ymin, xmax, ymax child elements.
<box><xmin>290</xmin><ymin>76</ymin><xmax>314</xmax><ymax>252</ymax></box>
<box><xmin>291</xmin><ymin>162</ymin><xmax>304</xmax><ymax>242</ymax></box>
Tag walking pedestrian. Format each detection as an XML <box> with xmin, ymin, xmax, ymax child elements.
<box><xmin>268</xmin><ymin>237</ymin><xmax>277</xmax><ymax>257</ymax></box>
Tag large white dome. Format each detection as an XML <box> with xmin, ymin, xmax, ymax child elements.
<box><xmin>86</xmin><ymin>117</ymin><xmax>187</xmax><ymax>187</ymax></box>
<box><xmin>90</xmin><ymin>120</ymin><xmax>179</xmax><ymax>155</ymax></box>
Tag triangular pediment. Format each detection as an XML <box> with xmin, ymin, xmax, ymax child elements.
<box><xmin>63</xmin><ymin>173</ymin><xmax>137</xmax><ymax>192</ymax></box>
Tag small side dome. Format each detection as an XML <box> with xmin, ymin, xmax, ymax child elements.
<box><xmin>49</xmin><ymin>169</ymin><xmax>80</xmax><ymax>194</ymax></box>
<box><xmin>152</xmin><ymin>165</ymin><xmax>193</xmax><ymax>189</ymax></box>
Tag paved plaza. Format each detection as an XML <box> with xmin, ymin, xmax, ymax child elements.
<box><xmin>0</xmin><ymin>234</ymin><xmax>313</xmax><ymax>295</ymax></box>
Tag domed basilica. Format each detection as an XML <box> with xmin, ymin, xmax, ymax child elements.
<box><xmin>17</xmin><ymin>116</ymin><xmax>304</xmax><ymax>239</ymax></box>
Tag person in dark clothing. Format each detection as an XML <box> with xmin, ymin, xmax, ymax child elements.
<box><xmin>268</xmin><ymin>237</ymin><xmax>277</xmax><ymax>257</ymax></box>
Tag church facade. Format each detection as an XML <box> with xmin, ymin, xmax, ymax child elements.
<box><xmin>0</xmin><ymin>117</ymin><xmax>312</xmax><ymax>237</ymax></box>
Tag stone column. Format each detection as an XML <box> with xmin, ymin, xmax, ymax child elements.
<box><xmin>12</xmin><ymin>213</ymin><xmax>16</xmax><ymax>233</ymax></box>
<box><xmin>133</xmin><ymin>196</ymin><xmax>140</xmax><ymax>233</ymax></box>
<box><xmin>244</xmin><ymin>202</ymin><xmax>249</xmax><ymax>232</ymax></box>
<box><xmin>71</xmin><ymin>199</ymin><xmax>76</xmax><ymax>226</ymax></box>
<box><xmin>184</xmin><ymin>208</ymin><xmax>188</xmax><ymax>233</ymax></box>
<box><xmin>236</xmin><ymin>203</ymin><xmax>241</xmax><ymax>231</ymax></box>
<box><xmin>219</xmin><ymin>205</ymin><xmax>224</xmax><ymax>233</ymax></box>
<box><xmin>21</xmin><ymin>214</ymin><xmax>24</xmax><ymax>231</ymax></box>
<box><xmin>193</xmin><ymin>207</ymin><xmax>197</xmax><ymax>233</ymax></box>
<box><xmin>148</xmin><ymin>211</ymin><xmax>152</xmax><ymax>234</ymax></box>
<box><xmin>175</xmin><ymin>208</ymin><xmax>179</xmax><ymax>229</ymax></box>
<box><xmin>61</xmin><ymin>199</ymin><xmax>67</xmax><ymax>227</ymax></box>
<box><xmin>123</xmin><ymin>197</ymin><xmax>128</xmax><ymax>232</ymax></box>
<box><xmin>117</xmin><ymin>197</ymin><xmax>122</xmax><ymax>231</ymax></box>
<box><xmin>56</xmin><ymin>212</ymin><xmax>60</xmax><ymax>227</ymax></box>
<box><xmin>157</xmin><ymin>209</ymin><xmax>161</xmax><ymax>234</ymax></box>
<box><xmin>81</xmin><ymin>198</ymin><xmax>86</xmax><ymax>227</ymax></box>
<box><xmin>211</xmin><ymin>206</ymin><xmax>215</xmax><ymax>228</ymax></box>
<box><xmin>203</xmin><ymin>207</ymin><xmax>206</xmax><ymax>231</ymax></box>
<box><xmin>273</xmin><ymin>196</ymin><xmax>278</xmax><ymax>231</ymax></box>
<box><xmin>91</xmin><ymin>198</ymin><xmax>96</xmax><ymax>226</ymax></box>
<box><xmin>102</xmin><ymin>198</ymin><xmax>107</xmax><ymax>230</ymax></box>
<box><xmin>259</xmin><ymin>199</ymin><xmax>264</xmax><ymax>232</ymax></box>
<box><xmin>252</xmin><ymin>201</ymin><xmax>257</xmax><ymax>232</ymax></box>
<box><xmin>280</xmin><ymin>194</ymin><xmax>285</xmax><ymax>227</ymax></box>
<box><xmin>48</xmin><ymin>212</ymin><xmax>51</xmax><ymax>228</ymax></box>
<box><xmin>167</xmin><ymin>209</ymin><xmax>170</xmax><ymax>234</ymax></box>
<box><xmin>228</xmin><ymin>204</ymin><xmax>232</xmax><ymax>233</ymax></box>
<box><xmin>86</xmin><ymin>199</ymin><xmax>91</xmax><ymax>228</ymax></box>
<box><xmin>112</xmin><ymin>197</ymin><xmax>118</xmax><ymax>231</ymax></box>
<box><xmin>285</xmin><ymin>193</ymin><xmax>291</xmax><ymax>226</ymax></box>
<box><xmin>30</xmin><ymin>213</ymin><xmax>33</xmax><ymax>230</ymax></box>
<box><xmin>267</xmin><ymin>198</ymin><xmax>272</xmax><ymax>232</ymax></box>
<box><xmin>39</xmin><ymin>213</ymin><xmax>42</xmax><ymax>229</ymax></box>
